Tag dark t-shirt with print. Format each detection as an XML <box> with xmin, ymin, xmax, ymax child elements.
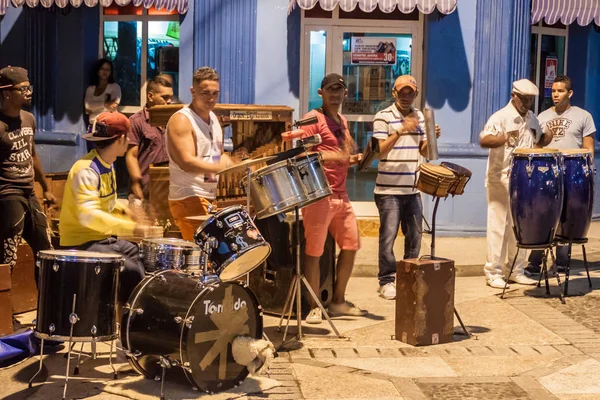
<box><xmin>0</xmin><ymin>110</ymin><xmax>36</xmax><ymax>197</ymax></box>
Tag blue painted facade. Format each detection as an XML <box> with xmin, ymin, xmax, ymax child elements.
<box><xmin>1</xmin><ymin>0</ymin><xmax>599</xmax><ymax>235</ymax></box>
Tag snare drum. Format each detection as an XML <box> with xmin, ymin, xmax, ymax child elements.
<box><xmin>35</xmin><ymin>250</ymin><xmax>122</xmax><ymax>341</ymax></box>
<box><xmin>295</xmin><ymin>153</ymin><xmax>332</xmax><ymax>204</ymax></box>
<box><xmin>139</xmin><ymin>238</ymin><xmax>201</xmax><ymax>274</ymax></box>
<box><xmin>416</xmin><ymin>163</ymin><xmax>457</xmax><ymax>197</ymax></box>
<box><xmin>557</xmin><ymin>149</ymin><xmax>595</xmax><ymax>241</ymax></box>
<box><xmin>122</xmin><ymin>270</ymin><xmax>262</xmax><ymax>393</ymax></box>
<box><xmin>245</xmin><ymin>159</ymin><xmax>308</xmax><ymax>219</ymax></box>
<box><xmin>440</xmin><ymin>162</ymin><xmax>472</xmax><ymax>195</ymax></box>
<box><xmin>510</xmin><ymin>148</ymin><xmax>563</xmax><ymax>246</ymax></box>
<box><xmin>194</xmin><ymin>206</ymin><xmax>271</xmax><ymax>281</ymax></box>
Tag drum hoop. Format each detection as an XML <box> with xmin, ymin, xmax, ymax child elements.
<box><xmin>513</xmin><ymin>148</ymin><xmax>561</xmax><ymax>156</ymax></box>
<box><xmin>217</xmin><ymin>242</ymin><xmax>272</xmax><ymax>281</ymax></box>
<box><xmin>179</xmin><ymin>280</ymin><xmax>263</xmax><ymax>388</ymax></box>
<box><xmin>254</xmin><ymin>159</ymin><xmax>296</xmax><ymax>176</ymax></box>
<box><xmin>37</xmin><ymin>249</ymin><xmax>123</xmax><ymax>263</ymax></box>
<box><xmin>196</xmin><ymin>205</ymin><xmax>245</xmax><ymax>235</ymax></box>
<box><xmin>561</xmin><ymin>149</ymin><xmax>592</xmax><ymax>156</ymax></box>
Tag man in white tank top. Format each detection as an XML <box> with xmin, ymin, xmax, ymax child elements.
<box><xmin>166</xmin><ymin>67</ymin><xmax>235</xmax><ymax>240</ymax></box>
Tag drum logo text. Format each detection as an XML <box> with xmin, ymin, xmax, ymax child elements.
<box><xmin>204</xmin><ymin>298</ymin><xmax>247</xmax><ymax>314</ymax></box>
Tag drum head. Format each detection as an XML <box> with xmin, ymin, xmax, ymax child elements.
<box><xmin>37</xmin><ymin>249</ymin><xmax>123</xmax><ymax>261</ymax></box>
<box><xmin>219</xmin><ymin>245</ymin><xmax>271</xmax><ymax>281</ymax></box>
<box><xmin>419</xmin><ymin>163</ymin><xmax>455</xmax><ymax>178</ymax></box>
<box><xmin>562</xmin><ymin>149</ymin><xmax>592</xmax><ymax>156</ymax></box>
<box><xmin>141</xmin><ymin>237</ymin><xmax>197</xmax><ymax>248</ymax></box>
<box><xmin>513</xmin><ymin>148</ymin><xmax>560</xmax><ymax>156</ymax></box>
<box><xmin>182</xmin><ymin>281</ymin><xmax>262</xmax><ymax>393</ymax></box>
<box><xmin>440</xmin><ymin>162</ymin><xmax>472</xmax><ymax>177</ymax></box>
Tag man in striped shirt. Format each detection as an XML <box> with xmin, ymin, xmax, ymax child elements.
<box><xmin>373</xmin><ymin>75</ymin><xmax>440</xmax><ymax>300</ymax></box>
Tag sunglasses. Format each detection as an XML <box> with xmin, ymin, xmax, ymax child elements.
<box><xmin>11</xmin><ymin>85</ymin><xmax>33</xmax><ymax>95</ymax></box>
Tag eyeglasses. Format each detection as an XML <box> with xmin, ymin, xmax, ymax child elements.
<box><xmin>11</xmin><ymin>85</ymin><xmax>33</xmax><ymax>95</ymax></box>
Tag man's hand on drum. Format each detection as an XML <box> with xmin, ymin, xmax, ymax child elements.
<box><xmin>396</xmin><ymin>115</ymin><xmax>419</xmax><ymax>136</ymax></box>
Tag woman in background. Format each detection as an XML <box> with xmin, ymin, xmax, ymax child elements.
<box><xmin>85</xmin><ymin>58</ymin><xmax>121</xmax><ymax>123</ymax></box>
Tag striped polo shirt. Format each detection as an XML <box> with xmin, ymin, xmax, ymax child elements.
<box><xmin>373</xmin><ymin>104</ymin><xmax>425</xmax><ymax>195</ymax></box>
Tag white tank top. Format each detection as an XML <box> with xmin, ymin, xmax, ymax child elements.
<box><xmin>166</xmin><ymin>106</ymin><xmax>223</xmax><ymax>200</ymax></box>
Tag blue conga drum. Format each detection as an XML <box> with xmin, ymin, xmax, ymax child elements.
<box><xmin>510</xmin><ymin>148</ymin><xmax>563</xmax><ymax>246</ymax></box>
<box><xmin>557</xmin><ymin>149</ymin><xmax>595</xmax><ymax>241</ymax></box>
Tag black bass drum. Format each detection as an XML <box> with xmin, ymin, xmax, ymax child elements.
<box><xmin>121</xmin><ymin>270</ymin><xmax>263</xmax><ymax>393</ymax></box>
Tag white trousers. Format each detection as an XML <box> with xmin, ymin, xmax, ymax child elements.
<box><xmin>484</xmin><ymin>179</ymin><xmax>526</xmax><ymax>280</ymax></box>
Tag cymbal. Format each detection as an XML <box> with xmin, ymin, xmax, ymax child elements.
<box><xmin>217</xmin><ymin>156</ymin><xmax>276</xmax><ymax>174</ymax></box>
<box><xmin>186</xmin><ymin>215</ymin><xmax>213</xmax><ymax>221</ymax></box>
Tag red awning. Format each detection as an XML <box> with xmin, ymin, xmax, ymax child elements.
<box><xmin>0</xmin><ymin>0</ymin><xmax>188</xmax><ymax>15</ymax></box>
<box><xmin>289</xmin><ymin>0</ymin><xmax>458</xmax><ymax>14</ymax></box>
<box><xmin>532</xmin><ymin>0</ymin><xmax>600</xmax><ymax>26</ymax></box>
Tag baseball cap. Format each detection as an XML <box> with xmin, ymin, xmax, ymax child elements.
<box><xmin>0</xmin><ymin>66</ymin><xmax>29</xmax><ymax>89</ymax></box>
<box><xmin>394</xmin><ymin>75</ymin><xmax>418</xmax><ymax>92</ymax></box>
<box><xmin>320</xmin><ymin>73</ymin><xmax>347</xmax><ymax>90</ymax></box>
<box><xmin>82</xmin><ymin>112</ymin><xmax>130</xmax><ymax>141</ymax></box>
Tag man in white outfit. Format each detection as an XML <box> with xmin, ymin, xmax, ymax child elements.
<box><xmin>479</xmin><ymin>79</ymin><xmax>554</xmax><ymax>289</ymax></box>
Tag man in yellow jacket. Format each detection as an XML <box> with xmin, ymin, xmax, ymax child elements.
<box><xmin>60</xmin><ymin>112</ymin><xmax>152</xmax><ymax>302</ymax></box>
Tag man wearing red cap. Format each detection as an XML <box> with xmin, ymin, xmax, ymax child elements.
<box><xmin>0</xmin><ymin>66</ymin><xmax>54</xmax><ymax>276</ymax></box>
<box><xmin>59</xmin><ymin>112</ymin><xmax>153</xmax><ymax>303</ymax></box>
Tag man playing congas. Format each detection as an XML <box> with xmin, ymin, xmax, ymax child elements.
<box><xmin>372</xmin><ymin>75</ymin><xmax>441</xmax><ymax>300</ymax></box>
<box><xmin>479</xmin><ymin>79</ymin><xmax>554</xmax><ymax>289</ymax></box>
<box><xmin>165</xmin><ymin>67</ymin><xmax>236</xmax><ymax>240</ymax></box>
<box><xmin>296</xmin><ymin>73</ymin><xmax>366</xmax><ymax>324</ymax></box>
<box><xmin>59</xmin><ymin>112</ymin><xmax>153</xmax><ymax>303</ymax></box>
<box><xmin>527</xmin><ymin>75</ymin><xmax>596</xmax><ymax>274</ymax></box>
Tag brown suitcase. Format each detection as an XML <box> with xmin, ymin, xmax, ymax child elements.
<box><xmin>395</xmin><ymin>258</ymin><xmax>455</xmax><ymax>346</ymax></box>
<box><xmin>0</xmin><ymin>264</ymin><xmax>13</xmax><ymax>335</ymax></box>
<box><xmin>11</xmin><ymin>242</ymin><xmax>38</xmax><ymax>314</ymax></box>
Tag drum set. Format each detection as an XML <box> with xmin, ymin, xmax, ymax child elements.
<box><xmin>27</xmin><ymin>137</ymin><xmax>335</xmax><ymax>399</ymax></box>
<box><xmin>502</xmin><ymin>148</ymin><xmax>595</xmax><ymax>302</ymax></box>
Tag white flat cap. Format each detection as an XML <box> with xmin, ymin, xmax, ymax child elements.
<box><xmin>512</xmin><ymin>79</ymin><xmax>539</xmax><ymax>96</ymax></box>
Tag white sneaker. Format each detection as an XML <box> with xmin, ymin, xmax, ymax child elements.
<box><xmin>305</xmin><ymin>308</ymin><xmax>322</xmax><ymax>324</ymax></box>
<box><xmin>378</xmin><ymin>283</ymin><xmax>396</xmax><ymax>300</ymax></box>
<box><xmin>487</xmin><ymin>277</ymin><xmax>509</xmax><ymax>289</ymax></box>
<box><xmin>508</xmin><ymin>274</ymin><xmax>538</xmax><ymax>285</ymax></box>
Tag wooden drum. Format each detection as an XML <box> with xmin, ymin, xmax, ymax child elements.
<box><xmin>416</xmin><ymin>164</ymin><xmax>457</xmax><ymax>198</ymax></box>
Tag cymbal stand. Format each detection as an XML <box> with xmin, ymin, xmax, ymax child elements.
<box><xmin>277</xmin><ymin>206</ymin><xmax>343</xmax><ymax>345</ymax></box>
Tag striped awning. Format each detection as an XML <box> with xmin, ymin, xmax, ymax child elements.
<box><xmin>0</xmin><ymin>0</ymin><xmax>188</xmax><ymax>15</ymax></box>
<box><xmin>289</xmin><ymin>0</ymin><xmax>458</xmax><ymax>14</ymax></box>
<box><xmin>532</xmin><ymin>0</ymin><xmax>600</xmax><ymax>26</ymax></box>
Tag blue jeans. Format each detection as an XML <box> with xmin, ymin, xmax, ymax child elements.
<box><xmin>375</xmin><ymin>193</ymin><xmax>422</xmax><ymax>286</ymax></box>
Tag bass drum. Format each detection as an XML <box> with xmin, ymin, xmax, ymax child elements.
<box><xmin>121</xmin><ymin>270</ymin><xmax>263</xmax><ymax>393</ymax></box>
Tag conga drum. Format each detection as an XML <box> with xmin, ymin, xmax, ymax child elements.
<box><xmin>509</xmin><ymin>148</ymin><xmax>563</xmax><ymax>246</ymax></box>
<box><xmin>557</xmin><ymin>149</ymin><xmax>595</xmax><ymax>241</ymax></box>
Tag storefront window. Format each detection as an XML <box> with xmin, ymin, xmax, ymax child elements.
<box><xmin>101</xmin><ymin>5</ymin><xmax>180</xmax><ymax>109</ymax></box>
<box><xmin>308</xmin><ymin>30</ymin><xmax>327</xmax><ymax>112</ymax></box>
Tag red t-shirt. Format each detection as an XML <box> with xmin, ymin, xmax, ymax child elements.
<box><xmin>300</xmin><ymin>110</ymin><xmax>352</xmax><ymax>194</ymax></box>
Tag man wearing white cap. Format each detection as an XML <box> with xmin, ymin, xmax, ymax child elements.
<box><xmin>479</xmin><ymin>79</ymin><xmax>554</xmax><ymax>288</ymax></box>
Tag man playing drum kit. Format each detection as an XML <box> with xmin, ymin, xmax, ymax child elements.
<box><xmin>0</xmin><ymin>66</ymin><xmax>54</xmax><ymax>276</ymax></box>
<box><xmin>165</xmin><ymin>67</ymin><xmax>236</xmax><ymax>241</ymax></box>
<box><xmin>527</xmin><ymin>75</ymin><xmax>596</xmax><ymax>275</ymax></box>
<box><xmin>297</xmin><ymin>73</ymin><xmax>367</xmax><ymax>325</ymax></box>
<box><xmin>59</xmin><ymin>112</ymin><xmax>153</xmax><ymax>303</ymax></box>
<box><xmin>479</xmin><ymin>79</ymin><xmax>555</xmax><ymax>289</ymax></box>
<box><xmin>372</xmin><ymin>75</ymin><xmax>441</xmax><ymax>300</ymax></box>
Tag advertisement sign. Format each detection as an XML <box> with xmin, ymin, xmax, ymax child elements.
<box><xmin>351</xmin><ymin>37</ymin><xmax>397</xmax><ymax>65</ymax></box>
<box><xmin>230</xmin><ymin>111</ymin><xmax>273</xmax><ymax>121</ymax></box>
<box><xmin>544</xmin><ymin>57</ymin><xmax>558</xmax><ymax>97</ymax></box>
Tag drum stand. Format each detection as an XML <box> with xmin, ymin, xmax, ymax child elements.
<box><xmin>277</xmin><ymin>206</ymin><xmax>343</xmax><ymax>345</ymax></box>
<box><xmin>28</xmin><ymin>294</ymin><xmax>118</xmax><ymax>400</ymax></box>
<box><xmin>500</xmin><ymin>232</ymin><xmax>565</xmax><ymax>304</ymax></box>
<box><xmin>554</xmin><ymin>233</ymin><xmax>592</xmax><ymax>297</ymax></box>
<box><xmin>423</xmin><ymin>196</ymin><xmax>471</xmax><ymax>337</ymax></box>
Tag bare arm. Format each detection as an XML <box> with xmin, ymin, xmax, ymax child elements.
<box><xmin>125</xmin><ymin>145</ymin><xmax>144</xmax><ymax>199</ymax></box>
<box><xmin>480</xmin><ymin>134</ymin><xmax>508</xmax><ymax>149</ymax></box>
<box><xmin>583</xmin><ymin>136</ymin><xmax>595</xmax><ymax>158</ymax></box>
<box><xmin>166</xmin><ymin>113</ymin><xmax>229</xmax><ymax>174</ymax></box>
<box><xmin>31</xmin><ymin>142</ymin><xmax>56</xmax><ymax>205</ymax></box>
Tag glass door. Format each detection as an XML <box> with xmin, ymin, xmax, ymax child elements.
<box><xmin>301</xmin><ymin>26</ymin><xmax>334</xmax><ymax>118</ymax></box>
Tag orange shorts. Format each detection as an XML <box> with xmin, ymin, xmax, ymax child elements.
<box><xmin>168</xmin><ymin>196</ymin><xmax>215</xmax><ymax>241</ymax></box>
<box><xmin>301</xmin><ymin>192</ymin><xmax>360</xmax><ymax>257</ymax></box>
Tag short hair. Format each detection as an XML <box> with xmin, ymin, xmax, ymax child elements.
<box><xmin>193</xmin><ymin>67</ymin><xmax>219</xmax><ymax>86</ymax></box>
<box><xmin>90</xmin><ymin>58</ymin><xmax>115</xmax><ymax>86</ymax></box>
<box><xmin>147</xmin><ymin>76</ymin><xmax>172</xmax><ymax>93</ymax></box>
<box><xmin>554</xmin><ymin>75</ymin><xmax>572</xmax><ymax>91</ymax></box>
<box><xmin>94</xmin><ymin>134</ymin><xmax>124</xmax><ymax>149</ymax></box>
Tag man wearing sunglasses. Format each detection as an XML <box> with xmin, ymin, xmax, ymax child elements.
<box><xmin>166</xmin><ymin>67</ymin><xmax>236</xmax><ymax>240</ymax></box>
<box><xmin>126</xmin><ymin>75</ymin><xmax>174</xmax><ymax>200</ymax></box>
<box><xmin>479</xmin><ymin>79</ymin><xmax>554</xmax><ymax>289</ymax></box>
<box><xmin>0</xmin><ymin>66</ymin><xmax>54</xmax><ymax>278</ymax></box>
<box><xmin>59</xmin><ymin>112</ymin><xmax>154</xmax><ymax>303</ymax></box>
